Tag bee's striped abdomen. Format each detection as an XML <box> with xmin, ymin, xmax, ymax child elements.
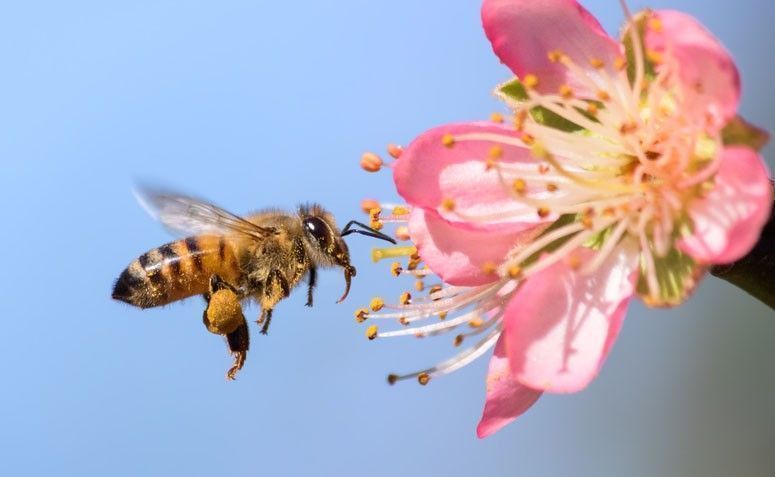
<box><xmin>112</xmin><ymin>235</ymin><xmax>242</xmax><ymax>308</ymax></box>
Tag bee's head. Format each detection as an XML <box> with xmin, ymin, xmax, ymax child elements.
<box><xmin>299</xmin><ymin>204</ymin><xmax>395</xmax><ymax>303</ymax></box>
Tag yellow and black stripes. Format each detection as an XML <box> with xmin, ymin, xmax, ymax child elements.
<box><xmin>112</xmin><ymin>235</ymin><xmax>242</xmax><ymax>308</ymax></box>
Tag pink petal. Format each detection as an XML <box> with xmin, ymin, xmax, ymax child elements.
<box><xmin>481</xmin><ymin>0</ymin><xmax>621</xmax><ymax>94</ymax></box>
<box><xmin>504</xmin><ymin>241</ymin><xmax>639</xmax><ymax>393</ymax></box>
<box><xmin>393</xmin><ymin>122</ymin><xmax>555</xmax><ymax>233</ymax></box>
<box><xmin>679</xmin><ymin>146</ymin><xmax>772</xmax><ymax>265</ymax></box>
<box><xmin>409</xmin><ymin>208</ymin><xmax>546</xmax><ymax>287</ymax></box>
<box><xmin>646</xmin><ymin>10</ymin><xmax>741</xmax><ymax>131</ymax></box>
<box><xmin>477</xmin><ymin>335</ymin><xmax>542</xmax><ymax>438</ymax></box>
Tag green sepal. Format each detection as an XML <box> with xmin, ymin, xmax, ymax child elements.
<box><xmin>495</xmin><ymin>78</ymin><xmax>584</xmax><ymax>132</ymax></box>
<box><xmin>721</xmin><ymin>115</ymin><xmax>770</xmax><ymax>152</ymax></box>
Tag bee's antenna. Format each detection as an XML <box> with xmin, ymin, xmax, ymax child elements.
<box><xmin>341</xmin><ymin>220</ymin><xmax>397</xmax><ymax>244</ymax></box>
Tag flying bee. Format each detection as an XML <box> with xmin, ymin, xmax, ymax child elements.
<box><xmin>112</xmin><ymin>188</ymin><xmax>395</xmax><ymax>380</ymax></box>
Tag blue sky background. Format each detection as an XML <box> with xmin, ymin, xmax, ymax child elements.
<box><xmin>0</xmin><ymin>1</ymin><xmax>773</xmax><ymax>476</ymax></box>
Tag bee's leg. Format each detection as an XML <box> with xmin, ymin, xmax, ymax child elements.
<box><xmin>225</xmin><ymin>319</ymin><xmax>250</xmax><ymax>380</ymax></box>
<box><xmin>202</xmin><ymin>274</ymin><xmax>244</xmax><ymax>335</ymax></box>
<box><xmin>305</xmin><ymin>266</ymin><xmax>317</xmax><ymax>307</ymax></box>
<box><xmin>258</xmin><ymin>270</ymin><xmax>290</xmax><ymax>335</ymax></box>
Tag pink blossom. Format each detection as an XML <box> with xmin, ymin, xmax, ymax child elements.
<box><xmin>359</xmin><ymin>0</ymin><xmax>772</xmax><ymax>437</ymax></box>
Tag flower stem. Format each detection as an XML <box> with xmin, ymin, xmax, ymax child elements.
<box><xmin>710</xmin><ymin>180</ymin><xmax>775</xmax><ymax>310</ymax></box>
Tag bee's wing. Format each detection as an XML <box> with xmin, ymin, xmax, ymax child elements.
<box><xmin>135</xmin><ymin>187</ymin><xmax>276</xmax><ymax>240</ymax></box>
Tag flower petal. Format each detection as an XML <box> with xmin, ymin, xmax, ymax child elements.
<box><xmin>394</xmin><ymin>122</ymin><xmax>557</xmax><ymax>232</ymax></box>
<box><xmin>409</xmin><ymin>208</ymin><xmax>545</xmax><ymax>286</ymax></box>
<box><xmin>476</xmin><ymin>335</ymin><xmax>542</xmax><ymax>438</ymax></box>
<box><xmin>679</xmin><ymin>146</ymin><xmax>772</xmax><ymax>265</ymax></box>
<box><xmin>646</xmin><ymin>10</ymin><xmax>741</xmax><ymax>130</ymax></box>
<box><xmin>504</xmin><ymin>240</ymin><xmax>639</xmax><ymax>393</ymax></box>
<box><xmin>482</xmin><ymin>0</ymin><xmax>621</xmax><ymax>94</ymax></box>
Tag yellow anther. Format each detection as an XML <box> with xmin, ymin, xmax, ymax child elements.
<box><xmin>507</xmin><ymin>265</ymin><xmax>522</xmax><ymax>279</ymax></box>
<box><xmin>438</xmin><ymin>311</ymin><xmax>448</xmax><ymax>320</ymax></box>
<box><xmin>369</xmin><ymin>297</ymin><xmax>385</xmax><ymax>312</ymax></box>
<box><xmin>546</xmin><ymin>183</ymin><xmax>558</xmax><ymax>192</ymax></box>
<box><xmin>366</xmin><ymin>325</ymin><xmax>379</xmax><ymax>340</ymax></box>
<box><xmin>558</xmin><ymin>84</ymin><xmax>574</xmax><ymax>100</ymax></box>
<box><xmin>589</xmin><ymin>57</ymin><xmax>605</xmax><ymax>69</ymax></box>
<box><xmin>490</xmin><ymin>112</ymin><xmax>504</xmax><ymax>123</ymax></box>
<box><xmin>441</xmin><ymin>134</ymin><xmax>455</xmax><ymax>148</ymax></box>
<box><xmin>520</xmin><ymin>133</ymin><xmax>535</xmax><ymax>146</ymax></box>
<box><xmin>566</xmin><ymin>254</ymin><xmax>581</xmax><ymax>270</ymax></box>
<box><xmin>481</xmin><ymin>261</ymin><xmax>497</xmax><ymax>275</ymax></box>
<box><xmin>646</xmin><ymin>49</ymin><xmax>664</xmax><ymax>64</ymax></box>
<box><xmin>596</xmin><ymin>90</ymin><xmax>611</xmax><ymax>102</ymax></box>
<box><xmin>648</xmin><ymin>17</ymin><xmax>663</xmax><ymax>33</ymax></box>
<box><xmin>360</xmin><ymin>198</ymin><xmax>380</xmax><ymax>214</ymax></box>
<box><xmin>514</xmin><ymin>110</ymin><xmax>527</xmax><ymax>131</ymax></box>
<box><xmin>537</xmin><ymin>207</ymin><xmax>551</xmax><ymax>218</ymax></box>
<box><xmin>392</xmin><ymin>206</ymin><xmax>410</xmax><ymax>216</ymax></box>
<box><xmin>390</xmin><ymin>262</ymin><xmax>403</xmax><ymax>277</ymax></box>
<box><xmin>602</xmin><ymin>206</ymin><xmax>616</xmax><ymax>217</ymax></box>
<box><xmin>429</xmin><ymin>285</ymin><xmax>443</xmax><ymax>299</ymax></box>
<box><xmin>530</xmin><ymin>142</ymin><xmax>551</xmax><ymax>160</ymax></box>
<box><xmin>414</xmin><ymin>280</ymin><xmax>425</xmax><ymax>292</ymax></box>
<box><xmin>417</xmin><ymin>373</ymin><xmax>431</xmax><ymax>386</ymax></box>
<box><xmin>369</xmin><ymin>219</ymin><xmax>384</xmax><ymax>231</ymax></box>
<box><xmin>488</xmin><ymin>145</ymin><xmax>504</xmax><ymax>159</ymax></box>
<box><xmin>387</xmin><ymin>143</ymin><xmax>403</xmax><ymax>159</ymax></box>
<box><xmin>538</xmin><ymin>164</ymin><xmax>550</xmax><ymax>175</ymax></box>
<box><xmin>441</xmin><ymin>197</ymin><xmax>456</xmax><ymax>212</ymax></box>
<box><xmin>399</xmin><ymin>316</ymin><xmax>409</xmax><ymax>326</ymax></box>
<box><xmin>454</xmin><ymin>334</ymin><xmax>464</xmax><ymax>347</ymax></box>
<box><xmin>360</xmin><ymin>151</ymin><xmax>383</xmax><ymax>172</ymax></box>
<box><xmin>581</xmin><ymin>213</ymin><xmax>594</xmax><ymax>229</ymax></box>
<box><xmin>522</xmin><ymin>74</ymin><xmax>539</xmax><ymax>89</ymax></box>
<box><xmin>468</xmin><ymin>317</ymin><xmax>484</xmax><ymax>328</ymax></box>
<box><xmin>387</xmin><ymin>374</ymin><xmax>399</xmax><ymax>385</ymax></box>
<box><xmin>395</xmin><ymin>226</ymin><xmax>411</xmax><ymax>241</ymax></box>
<box><xmin>586</xmin><ymin>102</ymin><xmax>599</xmax><ymax>116</ymax></box>
<box><xmin>614</xmin><ymin>56</ymin><xmax>627</xmax><ymax>71</ymax></box>
<box><xmin>547</xmin><ymin>49</ymin><xmax>564</xmax><ymax>63</ymax></box>
<box><xmin>619</xmin><ymin>121</ymin><xmax>638</xmax><ymax>135</ymax></box>
<box><xmin>399</xmin><ymin>291</ymin><xmax>412</xmax><ymax>305</ymax></box>
<box><xmin>512</xmin><ymin>178</ymin><xmax>527</xmax><ymax>195</ymax></box>
<box><xmin>354</xmin><ymin>308</ymin><xmax>369</xmax><ymax>323</ymax></box>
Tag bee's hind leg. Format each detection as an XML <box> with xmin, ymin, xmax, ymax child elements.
<box><xmin>225</xmin><ymin>321</ymin><xmax>249</xmax><ymax>380</ymax></box>
<box><xmin>201</xmin><ymin>274</ymin><xmax>249</xmax><ymax>380</ymax></box>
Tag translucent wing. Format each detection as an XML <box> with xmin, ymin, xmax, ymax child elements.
<box><xmin>135</xmin><ymin>187</ymin><xmax>276</xmax><ymax>240</ymax></box>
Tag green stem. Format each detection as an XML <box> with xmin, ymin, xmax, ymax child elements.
<box><xmin>710</xmin><ymin>180</ymin><xmax>775</xmax><ymax>310</ymax></box>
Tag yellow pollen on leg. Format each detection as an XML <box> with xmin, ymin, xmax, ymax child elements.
<box><xmin>441</xmin><ymin>134</ymin><xmax>455</xmax><ymax>148</ymax></box>
<box><xmin>522</xmin><ymin>74</ymin><xmax>539</xmax><ymax>89</ymax></box>
<box><xmin>490</xmin><ymin>112</ymin><xmax>504</xmax><ymax>123</ymax></box>
<box><xmin>441</xmin><ymin>197</ymin><xmax>456</xmax><ymax>212</ymax></box>
<box><xmin>417</xmin><ymin>373</ymin><xmax>431</xmax><ymax>385</ymax></box>
<box><xmin>512</xmin><ymin>178</ymin><xmax>527</xmax><ymax>195</ymax></box>
<box><xmin>369</xmin><ymin>297</ymin><xmax>385</xmax><ymax>312</ymax></box>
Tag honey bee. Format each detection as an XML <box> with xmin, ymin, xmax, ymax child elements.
<box><xmin>112</xmin><ymin>188</ymin><xmax>395</xmax><ymax>380</ymax></box>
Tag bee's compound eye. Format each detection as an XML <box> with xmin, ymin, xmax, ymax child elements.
<box><xmin>304</xmin><ymin>217</ymin><xmax>330</xmax><ymax>247</ymax></box>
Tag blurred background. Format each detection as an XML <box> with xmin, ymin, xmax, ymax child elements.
<box><xmin>0</xmin><ymin>1</ymin><xmax>772</xmax><ymax>475</ymax></box>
